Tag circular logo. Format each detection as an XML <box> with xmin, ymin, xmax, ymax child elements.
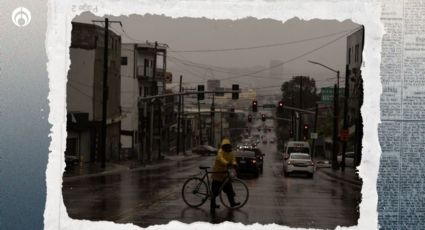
<box><xmin>12</xmin><ymin>7</ymin><xmax>31</xmax><ymax>27</ymax></box>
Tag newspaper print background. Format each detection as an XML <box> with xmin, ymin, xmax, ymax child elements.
<box><xmin>378</xmin><ymin>0</ymin><xmax>425</xmax><ymax>229</ymax></box>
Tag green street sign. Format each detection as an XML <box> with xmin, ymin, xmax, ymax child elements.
<box><xmin>321</xmin><ymin>87</ymin><xmax>344</xmax><ymax>104</ymax></box>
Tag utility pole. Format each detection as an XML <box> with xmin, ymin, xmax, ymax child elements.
<box><xmin>312</xmin><ymin>103</ymin><xmax>319</xmax><ymax>160</ymax></box>
<box><xmin>298</xmin><ymin>76</ymin><xmax>303</xmax><ymax>141</ymax></box>
<box><xmin>100</xmin><ymin>18</ymin><xmax>109</xmax><ymax>169</ymax></box>
<box><xmin>341</xmin><ymin>65</ymin><xmax>350</xmax><ymax>171</ymax></box>
<box><xmin>176</xmin><ymin>75</ymin><xmax>182</xmax><ymax>155</ymax></box>
<box><xmin>291</xmin><ymin>92</ymin><xmax>295</xmax><ymax>139</ymax></box>
<box><xmin>332</xmin><ymin>83</ymin><xmax>339</xmax><ymax>170</ymax></box>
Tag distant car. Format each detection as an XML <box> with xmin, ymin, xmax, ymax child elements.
<box><xmin>192</xmin><ymin>145</ymin><xmax>217</xmax><ymax>156</ymax></box>
<box><xmin>239</xmin><ymin>146</ymin><xmax>264</xmax><ymax>172</ymax></box>
<box><xmin>235</xmin><ymin>150</ymin><xmax>261</xmax><ymax>177</ymax></box>
<box><xmin>337</xmin><ymin>152</ymin><xmax>355</xmax><ymax>167</ymax></box>
<box><xmin>283</xmin><ymin>153</ymin><xmax>314</xmax><ymax>178</ymax></box>
<box><xmin>270</xmin><ymin>139</ymin><xmax>275</xmax><ymax>144</ymax></box>
<box><xmin>262</xmin><ymin>139</ymin><xmax>268</xmax><ymax>144</ymax></box>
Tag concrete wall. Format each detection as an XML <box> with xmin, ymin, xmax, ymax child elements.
<box><xmin>120</xmin><ymin>44</ymin><xmax>139</xmax><ymax>149</ymax></box>
<box><xmin>67</xmin><ymin>48</ymin><xmax>95</xmax><ymax>120</ymax></box>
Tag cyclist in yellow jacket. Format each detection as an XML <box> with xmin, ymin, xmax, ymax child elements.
<box><xmin>211</xmin><ymin>138</ymin><xmax>240</xmax><ymax>210</ymax></box>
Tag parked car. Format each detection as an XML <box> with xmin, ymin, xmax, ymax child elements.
<box><xmin>283</xmin><ymin>153</ymin><xmax>314</xmax><ymax>178</ymax></box>
<box><xmin>262</xmin><ymin>139</ymin><xmax>268</xmax><ymax>144</ymax></box>
<box><xmin>239</xmin><ymin>146</ymin><xmax>264</xmax><ymax>172</ymax></box>
<box><xmin>235</xmin><ymin>150</ymin><xmax>261</xmax><ymax>177</ymax></box>
<box><xmin>337</xmin><ymin>151</ymin><xmax>355</xmax><ymax>167</ymax></box>
<box><xmin>192</xmin><ymin>145</ymin><xmax>217</xmax><ymax>155</ymax></box>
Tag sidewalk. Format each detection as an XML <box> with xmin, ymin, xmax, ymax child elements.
<box><xmin>317</xmin><ymin>167</ymin><xmax>362</xmax><ymax>186</ymax></box>
<box><xmin>63</xmin><ymin>150</ymin><xmax>201</xmax><ymax>180</ymax></box>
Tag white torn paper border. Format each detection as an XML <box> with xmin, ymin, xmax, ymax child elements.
<box><xmin>44</xmin><ymin>0</ymin><xmax>384</xmax><ymax>229</ymax></box>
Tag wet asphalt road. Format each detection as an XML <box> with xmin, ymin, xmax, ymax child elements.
<box><xmin>63</xmin><ymin>143</ymin><xmax>361</xmax><ymax>229</ymax></box>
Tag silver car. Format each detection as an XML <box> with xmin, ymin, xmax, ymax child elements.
<box><xmin>283</xmin><ymin>153</ymin><xmax>314</xmax><ymax>178</ymax></box>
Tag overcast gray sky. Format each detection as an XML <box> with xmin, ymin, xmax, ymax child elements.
<box><xmin>73</xmin><ymin>13</ymin><xmax>360</xmax><ymax>94</ymax></box>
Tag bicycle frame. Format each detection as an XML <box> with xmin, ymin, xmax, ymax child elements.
<box><xmin>197</xmin><ymin>169</ymin><xmax>230</xmax><ymax>198</ymax></box>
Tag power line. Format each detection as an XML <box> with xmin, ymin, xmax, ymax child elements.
<box><xmin>218</xmin><ymin>27</ymin><xmax>362</xmax><ymax>82</ymax></box>
<box><xmin>168</xmin><ymin>28</ymin><xmax>355</xmax><ymax>53</ymax></box>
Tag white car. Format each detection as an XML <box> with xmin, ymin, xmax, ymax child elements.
<box><xmin>283</xmin><ymin>153</ymin><xmax>314</xmax><ymax>178</ymax></box>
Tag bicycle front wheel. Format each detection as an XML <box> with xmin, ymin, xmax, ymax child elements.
<box><xmin>219</xmin><ymin>178</ymin><xmax>249</xmax><ymax>209</ymax></box>
<box><xmin>182</xmin><ymin>177</ymin><xmax>209</xmax><ymax>208</ymax></box>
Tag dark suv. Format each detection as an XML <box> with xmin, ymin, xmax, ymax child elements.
<box><xmin>238</xmin><ymin>147</ymin><xmax>264</xmax><ymax>172</ymax></box>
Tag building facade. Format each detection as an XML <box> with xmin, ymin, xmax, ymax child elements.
<box><xmin>67</xmin><ymin>22</ymin><xmax>122</xmax><ymax>163</ymax></box>
<box><xmin>346</xmin><ymin>26</ymin><xmax>364</xmax><ymax>166</ymax></box>
<box><xmin>120</xmin><ymin>42</ymin><xmax>174</xmax><ymax>162</ymax></box>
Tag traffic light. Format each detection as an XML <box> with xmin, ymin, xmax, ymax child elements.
<box><xmin>197</xmin><ymin>85</ymin><xmax>205</xmax><ymax>100</ymax></box>
<box><xmin>303</xmin><ymin>124</ymin><xmax>310</xmax><ymax>140</ymax></box>
<box><xmin>277</xmin><ymin>100</ymin><xmax>284</xmax><ymax>112</ymax></box>
<box><xmin>248</xmin><ymin>114</ymin><xmax>252</xmax><ymax>123</ymax></box>
<box><xmin>261</xmin><ymin>114</ymin><xmax>266</xmax><ymax>122</ymax></box>
<box><xmin>252</xmin><ymin>100</ymin><xmax>258</xmax><ymax>112</ymax></box>
<box><xmin>232</xmin><ymin>84</ymin><xmax>239</xmax><ymax>100</ymax></box>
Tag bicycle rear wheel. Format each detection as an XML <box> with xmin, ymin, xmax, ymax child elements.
<box><xmin>219</xmin><ymin>178</ymin><xmax>249</xmax><ymax>209</ymax></box>
<box><xmin>182</xmin><ymin>177</ymin><xmax>209</xmax><ymax>208</ymax></box>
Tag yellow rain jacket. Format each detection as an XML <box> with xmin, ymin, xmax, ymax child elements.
<box><xmin>211</xmin><ymin>139</ymin><xmax>237</xmax><ymax>181</ymax></box>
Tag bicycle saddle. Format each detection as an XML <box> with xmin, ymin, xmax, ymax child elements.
<box><xmin>199</xmin><ymin>166</ymin><xmax>210</xmax><ymax>170</ymax></box>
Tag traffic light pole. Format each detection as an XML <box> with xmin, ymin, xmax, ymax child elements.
<box><xmin>210</xmin><ymin>94</ymin><xmax>215</xmax><ymax>147</ymax></box>
<box><xmin>197</xmin><ymin>99</ymin><xmax>202</xmax><ymax>145</ymax></box>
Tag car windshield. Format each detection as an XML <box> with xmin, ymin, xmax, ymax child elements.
<box><xmin>290</xmin><ymin>154</ymin><xmax>310</xmax><ymax>160</ymax></box>
<box><xmin>288</xmin><ymin>147</ymin><xmax>309</xmax><ymax>154</ymax></box>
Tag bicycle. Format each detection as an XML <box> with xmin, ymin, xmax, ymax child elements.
<box><xmin>181</xmin><ymin>166</ymin><xmax>249</xmax><ymax>209</ymax></box>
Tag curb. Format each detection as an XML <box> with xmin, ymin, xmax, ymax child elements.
<box><xmin>318</xmin><ymin>168</ymin><xmax>362</xmax><ymax>186</ymax></box>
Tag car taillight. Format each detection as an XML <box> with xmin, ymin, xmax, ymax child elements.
<box><xmin>309</xmin><ymin>162</ymin><xmax>314</xmax><ymax>166</ymax></box>
<box><xmin>251</xmin><ymin>159</ymin><xmax>256</xmax><ymax>164</ymax></box>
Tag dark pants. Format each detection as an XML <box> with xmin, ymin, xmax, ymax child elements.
<box><xmin>211</xmin><ymin>180</ymin><xmax>236</xmax><ymax>208</ymax></box>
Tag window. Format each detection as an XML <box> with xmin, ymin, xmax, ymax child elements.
<box><xmin>121</xmin><ymin>57</ymin><xmax>128</xmax><ymax>65</ymax></box>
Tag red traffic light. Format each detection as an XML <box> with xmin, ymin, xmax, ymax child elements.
<box><xmin>278</xmin><ymin>101</ymin><xmax>284</xmax><ymax>107</ymax></box>
<box><xmin>252</xmin><ymin>100</ymin><xmax>258</xmax><ymax>112</ymax></box>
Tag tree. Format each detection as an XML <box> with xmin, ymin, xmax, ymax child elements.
<box><xmin>276</xmin><ymin>76</ymin><xmax>320</xmax><ymax>142</ymax></box>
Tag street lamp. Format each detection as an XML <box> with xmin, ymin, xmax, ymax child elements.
<box><xmin>308</xmin><ymin>60</ymin><xmax>340</xmax><ymax>171</ymax></box>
